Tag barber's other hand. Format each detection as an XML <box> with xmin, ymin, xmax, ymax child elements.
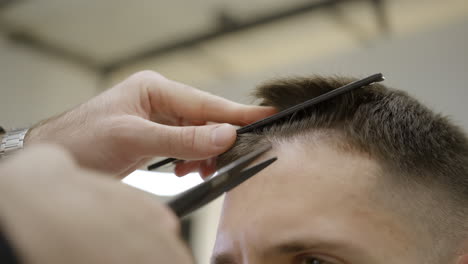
<box><xmin>0</xmin><ymin>145</ymin><xmax>193</xmax><ymax>264</ymax></box>
<box><xmin>25</xmin><ymin>71</ymin><xmax>275</xmax><ymax>176</ymax></box>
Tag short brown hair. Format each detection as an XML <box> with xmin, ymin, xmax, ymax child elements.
<box><xmin>218</xmin><ymin>76</ymin><xmax>468</xmax><ymax>257</ymax></box>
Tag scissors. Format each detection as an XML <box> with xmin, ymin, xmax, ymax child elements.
<box><xmin>167</xmin><ymin>145</ymin><xmax>276</xmax><ymax>218</ymax></box>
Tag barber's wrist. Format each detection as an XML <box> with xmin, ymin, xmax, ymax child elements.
<box><xmin>23</xmin><ymin>118</ymin><xmax>57</xmax><ymax>146</ymax></box>
<box><xmin>23</xmin><ymin>125</ymin><xmax>41</xmax><ymax>146</ymax></box>
<box><xmin>22</xmin><ymin>119</ymin><xmax>92</xmax><ymax>172</ymax></box>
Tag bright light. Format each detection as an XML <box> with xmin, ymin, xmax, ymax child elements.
<box><xmin>122</xmin><ymin>170</ymin><xmax>203</xmax><ymax>196</ymax></box>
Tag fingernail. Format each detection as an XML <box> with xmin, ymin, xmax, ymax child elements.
<box><xmin>211</xmin><ymin>124</ymin><xmax>234</xmax><ymax>147</ymax></box>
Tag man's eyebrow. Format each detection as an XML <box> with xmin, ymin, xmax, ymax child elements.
<box><xmin>264</xmin><ymin>238</ymin><xmax>352</xmax><ymax>257</ymax></box>
<box><xmin>265</xmin><ymin>240</ymin><xmax>322</xmax><ymax>256</ymax></box>
<box><xmin>273</xmin><ymin>241</ymin><xmax>316</xmax><ymax>253</ymax></box>
<box><xmin>211</xmin><ymin>253</ymin><xmax>237</xmax><ymax>264</ymax></box>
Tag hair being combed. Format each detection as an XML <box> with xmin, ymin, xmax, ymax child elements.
<box><xmin>218</xmin><ymin>76</ymin><xmax>468</xmax><ymax>258</ymax></box>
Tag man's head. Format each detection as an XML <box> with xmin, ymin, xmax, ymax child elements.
<box><xmin>212</xmin><ymin>76</ymin><xmax>468</xmax><ymax>264</ymax></box>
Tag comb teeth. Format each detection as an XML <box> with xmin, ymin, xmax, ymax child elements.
<box><xmin>236</xmin><ymin>73</ymin><xmax>385</xmax><ymax>134</ymax></box>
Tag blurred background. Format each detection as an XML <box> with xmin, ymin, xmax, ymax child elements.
<box><xmin>1</xmin><ymin>0</ymin><xmax>467</xmax><ymax>263</ymax></box>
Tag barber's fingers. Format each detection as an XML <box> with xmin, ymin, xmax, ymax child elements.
<box><xmin>199</xmin><ymin>158</ymin><xmax>217</xmax><ymax>178</ymax></box>
<box><xmin>132</xmin><ymin>119</ymin><xmax>237</xmax><ymax>160</ymax></box>
<box><xmin>174</xmin><ymin>160</ymin><xmax>201</xmax><ymax>176</ymax></box>
<box><xmin>162</xmin><ymin>80</ymin><xmax>276</xmax><ymax>125</ymax></box>
<box><xmin>174</xmin><ymin>158</ymin><xmax>216</xmax><ymax>178</ymax></box>
<box><xmin>139</xmin><ymin>71</ymin><xmax>276</xmax><ymax>125</ymax></box>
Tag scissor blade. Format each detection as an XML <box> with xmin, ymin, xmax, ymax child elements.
<box><xmin>208</xmin><ymin>144</ymin><xmax>272</xmax><ymax>180</ymax></box>
<box><xmin>167</xmin><ymin>156</ymin><xmax>276</xmax><ymax>218</ymax></box>
<box><xmin>214</xmin><ymin>157</ymin><xmax>278</xmax><ymax>192</ymax></box>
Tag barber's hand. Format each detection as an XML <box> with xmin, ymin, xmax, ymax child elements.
<box><xmin>25</xmin><ymin>71</ymin><xmax>275</xmax><ymax>176</ymax></box>
<box><xmin>0</xmin><ymin>145</ymin><xmax>193</xmax><ymax>264</ymax></box>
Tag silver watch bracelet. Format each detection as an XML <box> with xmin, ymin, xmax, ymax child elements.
<box><xmin>0</xmin><ymin>128</ymin><xmax>29</xmax><ymax>158</ymax></box>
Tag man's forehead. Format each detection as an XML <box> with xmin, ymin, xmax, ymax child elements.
<box><xmin>223</xmin><ymin>139</ymin><xmax>380</xmax><ymax>213</ymax></box>
<box><xmin>217</xmin><ymin>139</ymin><xmax>383</xmax><ymax>239</ymax></box>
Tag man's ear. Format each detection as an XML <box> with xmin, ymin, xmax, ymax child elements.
<box><xmin>457</xmin><ymin>255</ymin><xmax>468</xmax><ymax>264</ymax></box>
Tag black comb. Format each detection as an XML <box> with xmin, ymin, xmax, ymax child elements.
<box><xmin>148</xmin><ymin>73</ymin><xmax>385</xmax><ymax>170</ymax></box>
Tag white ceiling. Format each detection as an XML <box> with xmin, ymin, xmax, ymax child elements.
<box><xmin>0</xmin><ymin>0</ymin><xmax>313</xmax><ymax>64</ymax></box>
<box><xmin>1</xmin><ymin>0</ymin><xmax>467</xmax><ymax>87</ymax></box>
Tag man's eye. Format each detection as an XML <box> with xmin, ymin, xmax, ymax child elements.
<box><xmin>298</xmin><ymin>256</ymin><xmax>331</xmax><ymax>264</ymax></box>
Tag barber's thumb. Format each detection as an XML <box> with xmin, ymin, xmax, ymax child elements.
<box><xmin>150</xmin><ymin>123</ymin><xmax>237</xmax><ymax>159</ymax></box>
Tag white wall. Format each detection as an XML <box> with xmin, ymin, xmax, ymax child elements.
<box><xmin>0</xmin><ymin>36</ymin><xmax>99</xmax><ymax>128</ymax></box>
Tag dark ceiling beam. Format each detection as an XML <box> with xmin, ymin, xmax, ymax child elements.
<box><xmin>0</xmin><ymin>0</ymin><xmax>20</xmax><ymax>10</ymax></box>
<box><xmin>371</xmin><ymin>0</ymin><xmax>390</xmax><ymax>34</ymax></box>
<box><xmin>326</xmin><ymin>0</ymin><xmax>389</xmax><ymax>44</ymax></box>
<box><xmin>6</xmin><ymin>30</ymin><xmax>100</xmax><ymax>71</ymax></box>
<box><xmin>101</xmin><ymin>0</ymin><xmax>359</xmax><ymax>75</ymax></box>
